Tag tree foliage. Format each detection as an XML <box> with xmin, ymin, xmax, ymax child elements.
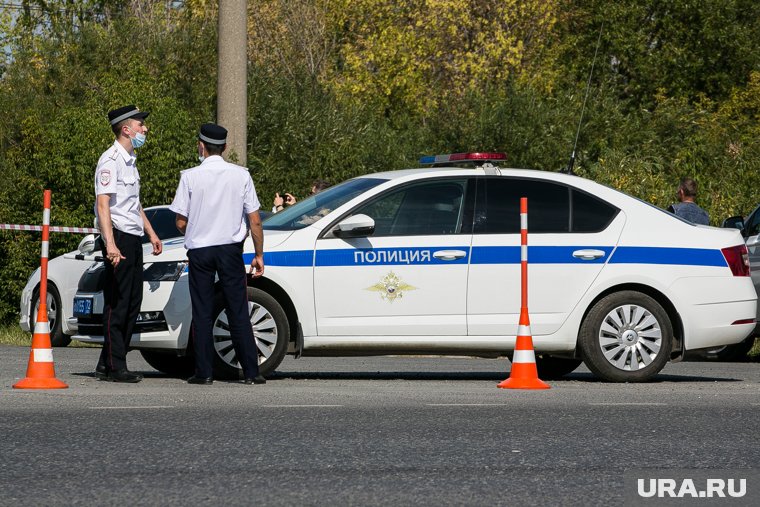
<box><xmin>0</xmin><ymin>0</ymin><xmax>759</xmax><ymax>324</ymax></box>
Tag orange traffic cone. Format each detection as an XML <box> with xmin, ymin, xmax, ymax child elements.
<box><xmin>498</xmin><ymin>196</ymin><xmax>549</xmax><ymax>390</ymax></box>
<box><xmin>497</xmin><ymin>308</ymin><xmax>550</xmax><ymax>390</ymax></box>
<box><xmin>13</xmin><ymin>307</ymin><xmax>68</xmax><ymax>389</ymax></box>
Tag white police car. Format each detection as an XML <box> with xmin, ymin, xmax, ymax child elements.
<box><xmin>20</xmin><ymin>206</ymin><xmax>182</xmax><ymax>347</ymax></box>
<box><xmin>72</xmin><ymin>153</ymin><xmax>757</xmax><ymax>382</ymax></box>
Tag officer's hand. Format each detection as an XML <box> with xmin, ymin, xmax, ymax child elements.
<box><xmin>150</xmin><ymin>234</ymin><xmax>162</xmax><ymax>255</ymax></box>
<box><xmin>106</xmin><ymin>245</ymin><xmax>125</xmax><ymax>267</ymax></box>
<box><xmin>284</xmin><ymin>193</ymin><xmax>297</xmax><ymax>205</ymax></box>
<box><xmin>249</xmin><ymin>254</ymin><xmax>264</xmax><ymax>278</ymax></box>
<box><xmin>273</xmin><ymin>193</ymin><xmax>284</xmax><ymax>207</ymax></box>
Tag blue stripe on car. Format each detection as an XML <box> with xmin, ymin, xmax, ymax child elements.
<box><xmin>246</xmin><ymin>246</ymin><xmax>727</xmax><ymax>268</ymax></box>
<box><xmin>608</xmin><ymin>246</ymin><xmax>726</xmax><ymax>267</ymax></box>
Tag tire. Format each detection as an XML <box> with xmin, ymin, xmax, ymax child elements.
<box><xmin>31</xmin><ymin>284</ymin><xmax>70</xmax><ymax>347</ymax></box>
<box><xmin>140</xmin><ymin>350</ymin><xmax>195</xmax><ymax>377</ymax></box>
<box><xmin>535</xmin><ymin>355</ymin><xmax>583</xmax><ymax>379</ymax></box>
<box><xmin>211</xmin><ymin>287</ymin><xmax>290</xmax><ymax>379</ymax></box>
<box><xmin>579</xmin><ymin>291</ymin><xmax>673</xmax><ymax>382</ymax></box>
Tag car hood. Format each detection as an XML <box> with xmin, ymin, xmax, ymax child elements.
<box><xmin>145</xmin><ymin>230</ymin><xmax>295</xmax><ymax>262</ymax></box>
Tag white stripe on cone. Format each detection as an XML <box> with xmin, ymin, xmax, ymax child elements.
<box><xmin>33</xmin><ymin>321</ymin><xmax>51</xmax><ymax>334</ymax></box>
<box><xmin>517</xmin><ymin>325</ymin><xmax>531</xmax><ymax>336</ymax></box>
<box><xmin>42</xmin><ymin>208</ymin><xmax>50</xmax><ymax>225</ymax></box>
<box><xmin>33</xmin><ymin>349</ymin><xmax>54</xmax><ymax>363</ymax></box>
<box><xmin>41</xmin><ymin>241</ymin><xmax>49</xmax><ymax>259</ymax></box>
<box><xmin>521</xmin><ymin>213</ymin><xmax>527</xmax><ymax>229</ymax></box>
<box><xmin>512</xmin><ymin>349</ymin><xmax>537</xmax><ymax>364</ymax></box>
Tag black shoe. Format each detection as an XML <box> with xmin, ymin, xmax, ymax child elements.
<box><xmin>187</xmin><ymin>376</ymin><xmax>213</xmax><ymax>385</ymax></box>
<box><xmin>107</xmin><ymin>369</ymin><xmax>142</xmax><ymax>383</ymax></box>
<box><xmin>243</xmin><ymin>375</ymin><xmax>266</xmax><ymax>385</ymax></box>
<box><xmin>95</xmin><ymin>365</ymin><xmax>109</xmax><ymax>380</ymax></box>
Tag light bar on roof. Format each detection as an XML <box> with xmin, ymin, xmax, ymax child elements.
<box><xmin>419</xmin><ymin>152</ymin><xmax>507</xmax><ymax>165</ymax></box>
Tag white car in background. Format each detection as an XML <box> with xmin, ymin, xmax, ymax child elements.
<box><xmin>73</xmin><ymin>153</ymin><xmax>756</xmax><ymax>382</ymax></box>
<box><xmin>19</xmin><ymin>206</ymin><xmax>182</xmax><ymax>346</ymax></box>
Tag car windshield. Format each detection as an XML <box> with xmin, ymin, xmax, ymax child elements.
<box><xmin>142</xmin><ymin>208</ymin><xmax>183</xmax><ymax>243</ymax></box>
<box><xmin>263</xmin><ymin>178</ymin><xmax>387</xmax><ymax>231</ymax></box>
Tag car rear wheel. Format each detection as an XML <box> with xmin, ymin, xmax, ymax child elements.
<box><xmin>31</xmin><ymin>284</ymin><xmax>70</xmax><ymax>347</ymax></box>
<box><xmin>579</xmin><ymin>291</ymin><xmax>672</xmax><ymax>382</ymax></box>
<box><xmin>139</xmin><ymin>350</ymin><xmax>195</xmax><ymax>377</ymax></box>
<box><xmin>535</xmin><ymin>355</ymin><xmax>583</xmax><ymax>379</ymax></box>
<box><xmin>212</xmin><ymin>287</ymin><xmax>289</xmax><ymax>379</ymax></box>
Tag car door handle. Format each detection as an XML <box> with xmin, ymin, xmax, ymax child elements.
<box><xmin>433</xmin><ymin>250</ymin><xmax>467</xmax><ymax>261</ymax></box>
<box><xmin>572</xmin><ymin>249</ymin><xmax>606</xmax><ymax>260</ymax></box>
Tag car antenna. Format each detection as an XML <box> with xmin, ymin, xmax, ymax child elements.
<box><xmin>563</xmin><ymin>23</ymin><xmax>604</xmax><ymax>175</ymax></box>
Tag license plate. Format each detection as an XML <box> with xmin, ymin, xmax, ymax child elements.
<box><xmin>73</xmin><ymin>297</ymin><xmax>93</xmax><ymax>317</ymax></box>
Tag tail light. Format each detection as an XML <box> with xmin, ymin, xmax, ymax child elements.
<box><xmin>721</xmin><ymin>244</ymin><xmax>750</xmax><ymax>276</ymax></box>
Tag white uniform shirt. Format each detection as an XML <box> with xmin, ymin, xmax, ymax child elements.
<box><xmin>170</xmin><ymin>155</ymin><xmax>260</xmax><ymax>250</ymax></box>
<box><xmin>94</xmin><ymin>141</ymin><xmax>144</xmax><ymax>236</ymax></box>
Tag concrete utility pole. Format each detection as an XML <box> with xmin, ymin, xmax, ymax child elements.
<box><xmin>217</xmin><ymin>0</ymin><xmax>248</xmax><ymax>164</ymax></box>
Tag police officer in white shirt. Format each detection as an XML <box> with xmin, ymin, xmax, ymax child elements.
<box><xmin>94</xmin><ymin>105</ymin><xmax>163</xmax><ymax>383</ymax></box>
<box><xmin>170</xmin><ymin>123</ymin><xmax>266</xmax><ymax>385</ymax></box>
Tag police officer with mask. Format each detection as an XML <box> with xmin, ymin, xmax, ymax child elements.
<box><xmin>95</xmin><ymin>105</ymin><xmax>163</xmax><ymax>383</ymax></box>
<box><xmin>170</xmin><ymin>123</ymin><xmax>266</xmax><ymax>385</ymax></box>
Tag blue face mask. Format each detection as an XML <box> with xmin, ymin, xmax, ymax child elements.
<box><xmin>127</xmin><ymin>126</ymin><xmax>146</xmax><ymax>149</ymax></box>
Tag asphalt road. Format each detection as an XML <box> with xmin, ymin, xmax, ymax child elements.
<box><xmin>1</xmin><ymin>345</ymin><xmax>759</xmax><ymax>506</ymax></box>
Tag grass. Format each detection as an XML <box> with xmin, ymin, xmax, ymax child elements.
<box><xmin>0</xmin><ymin>323</ymin><xmax>97</xmax><ymax>347</ymax></box>
<box><xmin>750</xmin><ymin>339</ymin><xmax>760</xmax><ymax>360</ymax></box>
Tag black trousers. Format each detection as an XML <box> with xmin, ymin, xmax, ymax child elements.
<box><xmin>188</xmin><ymin>242</ymin><xmax>259</xmax><ymax>379</ymax></box>
<box><xmin>98</xmin><ymin>229</ymin><xmax>143</xmax><ymax>372</ymax></box>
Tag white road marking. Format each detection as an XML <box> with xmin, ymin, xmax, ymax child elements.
<box><xmin>427</xmin><ymin>403</ymin><xmax>512</xmax><ymax>406</ymax></box>
<box><xmin>262</xmin><ymin>404</ymin><xmax>343</xmax><ymax>408</ymax></box>
<box><xmin>89</xmin><ymin>406</ymin><xmax>174</xmax><ymax>410</ymax></box>
<box><xmin>588</xmin><ymin>403</ymin><xmax>667</xmax><ymax>406</ymax></box>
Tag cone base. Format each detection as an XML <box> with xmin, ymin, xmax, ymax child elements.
<box><xmin>497</xmin><ymin>377</ymin><xmax>550</xmax><ymax>390</ymax></box>
<box><xmin>13</xmin><ymin>377</ymin><xmax>68</xmax><ymax>389</ymax></box>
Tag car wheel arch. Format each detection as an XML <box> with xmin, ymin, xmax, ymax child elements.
<box><xmin>577</xmin><ymin>282</ymin><xmax>684</xmax><ymax>361</ymax></box>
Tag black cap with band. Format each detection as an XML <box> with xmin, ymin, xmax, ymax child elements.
<box><xmin>108</xmin><ymin>105</ymin><xmax>149</xmax><ymax>125</ymax></box>
<box><xmin>199</xmin><ymin>123</ymin><xmax>227</xmax><ymax>145</ymax></box>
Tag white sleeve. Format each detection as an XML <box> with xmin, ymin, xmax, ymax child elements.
<box><xmin>95</xmin><ymin>160</ymin><xmax>118</xmax><ymax>196</ymax></box>
<box><xmin>243</xmin><ymin>176</ymin><xmax>261</xmax><ymax>214</ymax></box>
<box><xmin>169</xmin><ymin>175</ymin><xmax>190</xmax><ymax>216</ymax></box>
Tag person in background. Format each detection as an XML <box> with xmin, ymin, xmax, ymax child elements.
<box><xmin>94</xmin><ymin>105</ymin><xmax>163</xmax><ymax>383</ymax></box>
<box><xmin>170</xmin><ymin>123</ymin><xmax>266</xmax><ymax>386</ymax></box>
<box><xmin>272</xmin><ymin>179</ymin><xmax>331</xmax><ymax>213</ymax></box>
<box><xmin>668</xmin><ymin>177</ymin><xmax>710</xmax><ymax>225</ymax></box>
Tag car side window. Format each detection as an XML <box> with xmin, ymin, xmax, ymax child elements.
<box><xmin>571</xmin><ymin>189</ymin><xmax>618</xmax><ymax>232</ymax></box>
<box><xmin>475</xmin><ymin>178</ymin><xmax>570</xmax><ymax>234</ymax></box>
<box><xmin>355</xmin><ymin>179</ymin><xmax>468</xmax><ymax>236</ymax></box>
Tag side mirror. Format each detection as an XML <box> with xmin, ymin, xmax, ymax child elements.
<box><xmin>78</xmin><ymin>234</ymin><xmax>96</xmax><ymax>254</ymax></box>
<box><xmin>333</xmin><ymin>214</ymin><xmax>375</xmax><ymax>238</ymax></box>
<box><xmin>747</xmin><ymin>235</ymin><xmax>760</xmax><ymax>248</ymax></box>
<box><xmin>721</xmin><ymin>215</ymin><xmax>745</xmax><ymax>231</ymax></box>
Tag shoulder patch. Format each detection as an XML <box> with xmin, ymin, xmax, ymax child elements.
<box><xmin>100</xmin><ymin>169</ymin><xmax>112</xmax><ymax>186</ymax></box>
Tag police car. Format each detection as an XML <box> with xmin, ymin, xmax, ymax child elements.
<box><xmin>72</xmin><ymin>153</ymin><xmax>757</xmax><ymax>382</ymax></box>
<box><xmin>20</xmin><ymin>206</ymin><xmax>182</xmax><ymax>347</ymax></box>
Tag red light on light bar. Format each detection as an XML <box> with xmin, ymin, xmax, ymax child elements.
<box><xmin>731</xmin><ymin>319</ymin><xmax>755</xmax><ymax>325</ymax></box>
<box><xmin>449</xmin><ymin>152</ymin><xmax>507</xmax><ymax>161</ymax></box>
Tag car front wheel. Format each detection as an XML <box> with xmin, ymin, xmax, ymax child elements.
<box><xmin>211</xmin><ymin>287</ymin><xmax>289</xmax><ymax>379</ymax></box>
<box><xmin>579</xmin><ymin>291</ymin><xmax>672</xmax><ymax>382</ymax></box>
